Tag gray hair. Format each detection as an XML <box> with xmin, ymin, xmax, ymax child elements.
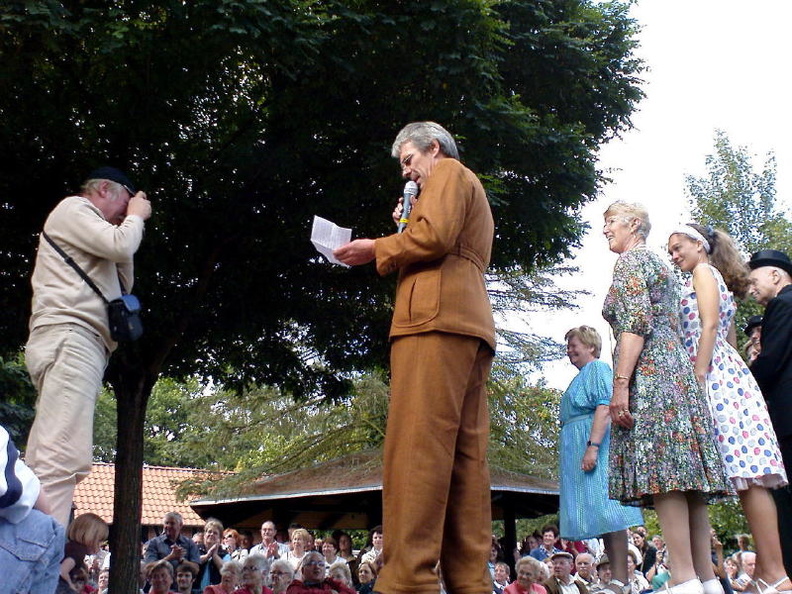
<box><xmin>244</xmin><ymin>554</ymin><xmax>270</xmax><ymax>573</ymax></box>
<box><xmin>220</xmin><ymin>560</ymin><xmax>243</xmax><ymax>576</ymax></box>
<box><xmin>270</xmin><ymin>559</ymin><xmax>294</xmax><ymax>579</ymax></box>
<box><xmin>604</xmin><ymin>200</ymin><xmax>652</xmax><ymax>239</ymax></box>
<box><xmin>391</xmin><ymin>121</ymin><xmax>459</xmax><ymax>160</ymax></box>
<box><xmin>328</xmin><ymin>561</ymin><xmax>353</xmax><ymax>586</ymax></box>
<box><xmin>164</xmin><ymin>511</ymin><xmax>184</xmax><ymax>525</ymax></box>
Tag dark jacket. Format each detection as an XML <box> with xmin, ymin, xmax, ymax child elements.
<box><xmin>751</xmin><ymin>284</ymin><xmax>792</xmax><ymax>438</ymax></box>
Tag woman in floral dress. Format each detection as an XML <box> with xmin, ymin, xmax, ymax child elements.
<box><xmin>668</xmin><ymin>223</ymin><xmax>790</xmax><ymax>594</ymax></box>
<box><xmin>601</xmin><ymin>201</ymin><xmax>730</xmax><ymax>594</ymax></box>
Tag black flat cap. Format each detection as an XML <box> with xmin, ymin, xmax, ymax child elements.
<box><xmin>86</xmin><ymin>166</ymin><xmax>136</xmax><ymax>194</ymax></box>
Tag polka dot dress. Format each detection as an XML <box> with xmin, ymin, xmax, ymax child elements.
<box><xmin>680</xmin><ymin>264</ymin><xmax>787</xmax><ymax>490</ymax></box>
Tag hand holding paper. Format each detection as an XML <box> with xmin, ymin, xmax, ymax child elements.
<box><xmin>311</xmin><ymin>216</ymin><xmax>352</xmax><ymax>267</ymax></box>
<box><xmin>334</xmin><ymin>238</ymin><xmax>376</xmax><ymax>266</ymax></box>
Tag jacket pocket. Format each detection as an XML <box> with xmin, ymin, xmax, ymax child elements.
<box><xmin>393</xmin><ymin>268</ymin><xmax>441</xmax><ymax>327</ymax></box>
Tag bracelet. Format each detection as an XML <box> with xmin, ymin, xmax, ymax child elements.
<box><xmin>614</xmin><ymin>374</ymin><xmax>630</xmax><ymax>381</ymax></box>
<box><xmin>587</xmin><ymin>441</ymin><xmax>600</xmax><ymax>448</ymax></box>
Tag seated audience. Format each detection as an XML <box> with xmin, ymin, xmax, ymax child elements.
<box><xmin>626</xmin><ymin>550</ymin><xmax>649</xmax><ymax>594</ymax></box>
<box><xmin>356</xmin><ymin>561</ymin><xmax>377</xmax><ymax>594</ymax></box>
<box><xmin>575</xmin><ymin>553</ymin><xmax>596</xmax><ymax>591</ymax></box>
<box><xmin>544</xmin><ymin>552</ymin><xmax>586</xmax><ymax>594</ymax></box>
<box><xmin>58</xmin><ymin>513</ymin><xmax>109</xmax><ymax>594</ymax></box>
<box><xmin>493</xmin><ymin>561</ymin><xmax>511</xmax><ymax>594</ymax></box>
<box><xmin>736</xmin><ymin>552</ymin><xmax>756</xmax><ymax>589</ymax></box>
<box><xmin>328</xmin><ymin>562</ymin><xmax>354</xmax><ymax>588</ymax></box>
<box><xmin>269</xmin><ymin>560</ymin><xmax>295</xmax><ymax>594</ymax></box>
<box><xmin>149</xmin><ymin>560</ymin><xmax>178</xmax><ymax>594</ymax></box>
<box><xmin>359</xmin><ymin>526</ymin><xmax>383</xmax><ymax>567</ymax></box>
<box><xmin>322</xmin><ymin>536</ymin><xmax>346</xmax><ymax>567</ymax></box>
<box><xmin>234</xmin><ymin>554</ymin><xmax>272</xmax><ymax>594</ymax></box>
<box><xmin>530</xmin><ymin>526</ymin><xmax>561</xmax><ymax>561</ymax></box>
<box><xmin>198</xmin><ymin>518</ymin><xmax>228</xmax><ymax>590</ymax></box>
<box><xmin>287</xmin><ymin>551</ymin><xmax>355</xmax><ymax>594</ymax></box>
<box><xmin>284</xmin><ymin>529</ymin><xmax>311</xmax><ymax>571</ymax></box>
<box><xmin>224</xmin><ymin>529</ymin><xmax>248</xmax><ymax>562</ymax></box>
<box><xmin>204</xmin><ymin>560</ymin><xmax>242</xmax><ymax>594</ymax></box>
<box><xmin>590</xmin><ymin>555</ymin><xmax>611</xmax><ymax>593</ymax></box>
<box><xmin>505</xmin><ymin>556</ymin><xmax>547</xmax><ymax>594</ymax></box>
<box><xmin>725</xmin><ymin>556</ymin><xmax>744</xmax><ymax>593</ymax></box>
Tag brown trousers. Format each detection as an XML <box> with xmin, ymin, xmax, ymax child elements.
<box><xmin>376</xmin><ymin>332</ymin><xmax>494</xmax><ymax>594</ymax></box>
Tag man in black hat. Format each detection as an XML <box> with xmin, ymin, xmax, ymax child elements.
<box><xmin>747</xmin><ymin>248</ymin><xmax>792</xmax><ymax>575</ymax></box>
<box><xmin>24</xmin><ymin>167</ymin><xmax>152</xmax><ymax>526</ymax></box>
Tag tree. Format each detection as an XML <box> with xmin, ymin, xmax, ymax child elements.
<box><xmin>0</xmin><ymin>1</ymin><xmax>643</xmax><ymax>591</ymax></box>
<box><xmin>687</xmin><ymin>130</ymin><xmax>792</xmax><ymax>255</ymax></box>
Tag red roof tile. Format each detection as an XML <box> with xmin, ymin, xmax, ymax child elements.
<box><xmin>73</xmin><ymin>462</ymin><xmax>230</xmax><ymax>527</ymax></box>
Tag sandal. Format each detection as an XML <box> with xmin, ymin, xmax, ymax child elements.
<box><xmin>756</xmin><ymin>577</ymin><xmax>792</xmax><ymax>594</ymax></box>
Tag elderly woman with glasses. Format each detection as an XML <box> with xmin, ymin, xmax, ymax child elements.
<box><xmin>203</xmin><ymin>560</ymin><xmax>242</xmax><ymax>594</ymax></box>
<box><xmin>286</xmin><ymin>551</ymin><xmax>356</xmax><ymax>594</ymax></box>
<box><xmin>269</xmin><ymin>560</ymin><xmax>295</xmax><ymax>594</ymax></box>
<box><xmin>232</xmin><ymin>554</ymin><xmax>272</xmax><ymax>594</ymax></box>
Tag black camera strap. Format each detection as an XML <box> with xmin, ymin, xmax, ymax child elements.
<box><xmin>41</xmin><ymin>231</ymin><xmax>114</xmax><ymax>304</ymax></box>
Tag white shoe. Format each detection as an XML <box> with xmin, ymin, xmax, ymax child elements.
<box><xmin>668</xmin><ymin>579</ymin><xmax>704</xmax><ymax>594</ymax></box>
<box><xmin>702</xmin><ymin>578</ymin><xmax>725</xmax><ymax>594</ymax></box>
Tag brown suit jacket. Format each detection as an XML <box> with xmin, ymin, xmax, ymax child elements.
<box><xmin>374</xmin><ymin>158</ymin><xmax>495</xmax><ymax>350</ymax></box>
<box><xmin>544</xmin><ymin>577</ymin><xmax>588</xmax><ymax>594</ymax></box>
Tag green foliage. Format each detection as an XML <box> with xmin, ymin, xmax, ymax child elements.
<box><xmin>686</xmin><ymin>130</ymin><xmax>792</xmax><ymax>342</ymax></box>
<box><xmin>489</xmin><ymin>364</ymin><xmax>561</xmax><ymax>479</ymax></box>
<box><xmin>0</xmin><ymin>353</ymin><xmax>37</xmax><ymax>446</ymax></box>
<box><xmin>687</xmin><ymin>130</ymin><xmax>792</xmax><ymax>256</ymax></box>
<box><xmin>0</xmin><ymin>0</ymin><xmax>644</xmax><ymax>393</ymax></box>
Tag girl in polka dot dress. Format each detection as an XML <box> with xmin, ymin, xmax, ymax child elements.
<box><xmin>668</xmin><ymin>223</ymin><xmax>790</xmax><ymax>594</ymax></box>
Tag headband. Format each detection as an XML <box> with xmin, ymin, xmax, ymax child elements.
<box><xmin>671</xmin><ymin>224</ymin><xmax>711</xmax><ymax>253</ymax></box>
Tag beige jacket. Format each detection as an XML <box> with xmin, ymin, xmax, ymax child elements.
<box><xmin>29</xmin><ymin>195</ymin><xmax>145</xmax><ymax>350</ymax></box>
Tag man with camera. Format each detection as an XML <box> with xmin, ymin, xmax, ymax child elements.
<box><xmin>24</xmin><ymin>166</ymin><xmax>152</xmax><ymax>526</ymax></box>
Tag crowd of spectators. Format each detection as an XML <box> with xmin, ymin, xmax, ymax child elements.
<box><xmin>59</xmin><ymin>514</ymin><xmax>764</xmax><ymax>594</ymax></box>
<box><xmin>496</xmin><ymin>526</ymin><xmax>762</xmax><ymax>594</ymax></box>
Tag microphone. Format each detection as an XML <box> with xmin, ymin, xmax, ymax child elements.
<box><xmin>398</xmin><ymin>181</ymin><xmax>419</xmax><ymax>233</ymax></box>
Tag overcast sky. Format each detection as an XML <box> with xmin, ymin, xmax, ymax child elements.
<box><xmin>526</xmin><ymin>0</ymin><xmax>792</xmax><ymax>390</ymax></box>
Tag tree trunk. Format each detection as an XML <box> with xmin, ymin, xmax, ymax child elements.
<box><xmin>107</xmin><ymin>351</ymin><xmax>158</xmax><ymax>594</ymax></box>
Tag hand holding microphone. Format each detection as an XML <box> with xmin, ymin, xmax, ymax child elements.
<box><xmin>397</xmin><ymin>181</ymin><xmax>419</xmax><ymax>233</ymax></box>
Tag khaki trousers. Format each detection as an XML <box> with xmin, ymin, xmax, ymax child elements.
<box><xmin>25</xmin><ymin>323</ymin><xmax>108</xmax><ymax>526</ymax></box>
<box><xmin>376</xmin><ymin>332</ymin><xmax>494</xmax><ymax>594</ymax></box>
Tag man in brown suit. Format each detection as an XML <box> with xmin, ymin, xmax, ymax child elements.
<box><xmin>335</xmin><ymin>121</ymin><xmax>496</xmax><ymax>594</ymax></box>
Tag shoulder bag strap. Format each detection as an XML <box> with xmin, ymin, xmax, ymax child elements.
<box><xmin>41</xmin><ymin>231</ymin><xmax>109</xmax><ymax>304</ymax></box>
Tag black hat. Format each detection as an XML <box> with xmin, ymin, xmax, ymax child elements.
<box><xmin>86</xmin><ymin>166</ymin><xmax>136</xmax><ymax>194</ymax></box>
<box><xmin>744</xmin><ymin>315</ymin><xmax>763</xmax><ymax>337</ymax></box>
<box><xmin>748</xmin><ymin>249</ymin><xmax>792</xmax><ymax>277</ymax></box>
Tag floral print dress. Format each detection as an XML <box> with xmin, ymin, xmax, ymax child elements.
<box><xmin>602</xmin><ymin>247</ymin><xmax>730</xmax><ymax>505</ymax></box>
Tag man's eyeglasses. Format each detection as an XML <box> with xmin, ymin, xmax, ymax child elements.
<box><xmin>270</xmin><ymin>571</ymin><xmax>288</xmax><ymax>577</ymax></box>
<box><xmin>121</xmin><ymin>184</ymin><xmax>134</xmax><ymax>197</ymax></box>
<box><xmin>303</xmin><ymin>560</ymin><xmax>325</xmax><ymax>567</ymax></box>
<box><xmin>400</xmin><ymin>153</ymin><xmax>414</xmax><ymax>169</ymax></box>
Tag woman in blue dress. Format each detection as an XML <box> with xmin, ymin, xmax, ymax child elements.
<box><xmin>559</xmin><ymin>325</ymin><xmax>643</xmax><ymax>594</ymax></box>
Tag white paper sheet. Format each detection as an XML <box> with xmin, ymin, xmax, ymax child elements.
<box><xmin>311</xmin><ymin>215</ymin><xmax>352</xmax><ymax>267</ymax></box>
